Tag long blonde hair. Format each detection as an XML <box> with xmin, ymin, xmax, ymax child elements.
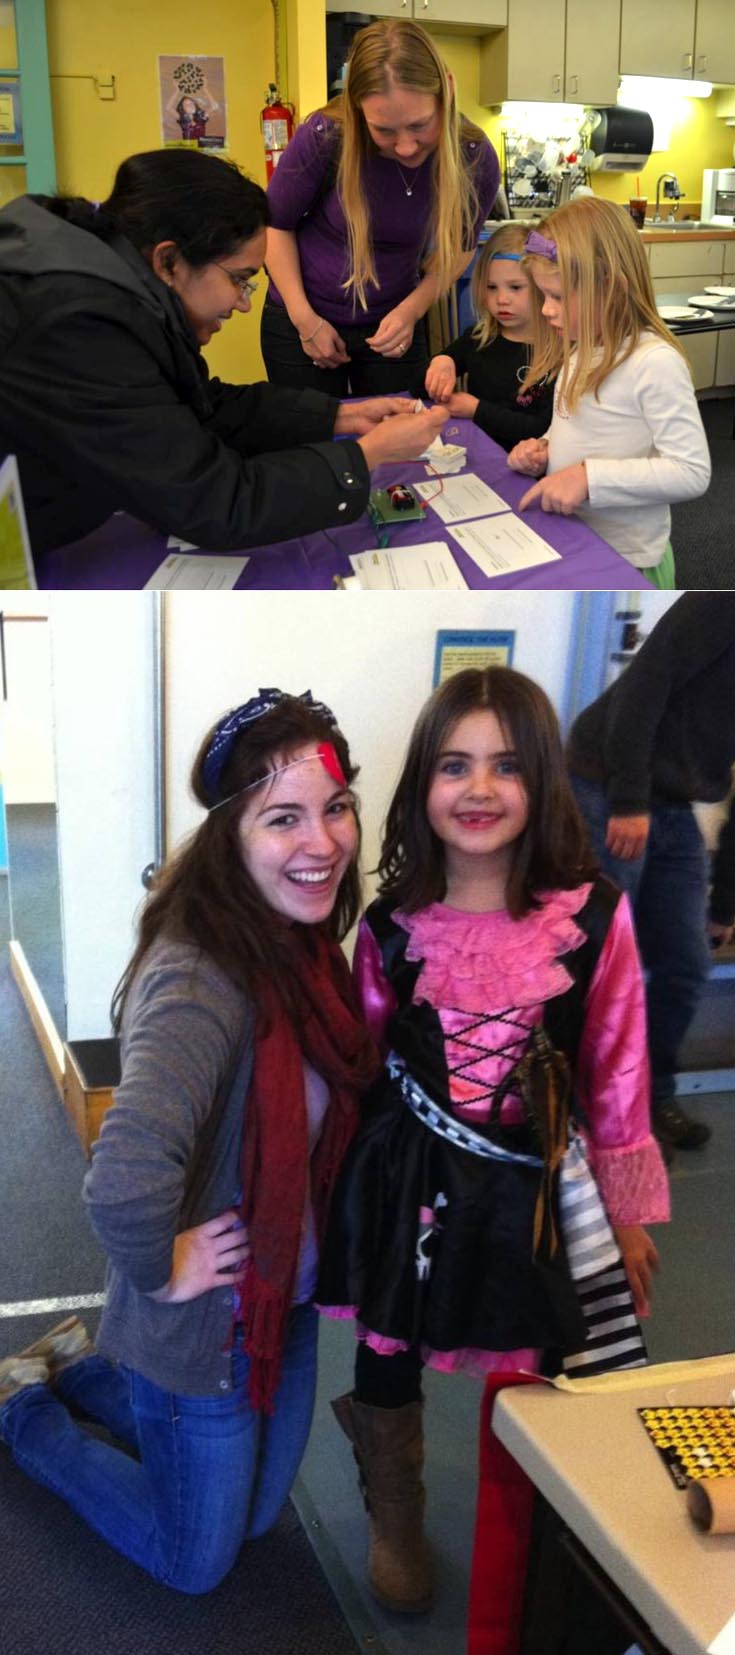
<box><xmin>471</xmin><ymin>222</ymin><xmax>532</xmax><ymax>348</ymax></box>
<box><xmin>522</xmin><ymin>197</ymin><xmax>688</xmax><ymax>412</ymax></box>
<box><xmin>321</xmin><ymin>19</ymin><xmax>483</xmax><ymax>312</ymax></box>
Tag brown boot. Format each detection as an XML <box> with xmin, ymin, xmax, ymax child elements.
<box><xmin>332</xmin><ymin>1391</ymin><xmax>433</xmax><ymax>1613</ymax></box>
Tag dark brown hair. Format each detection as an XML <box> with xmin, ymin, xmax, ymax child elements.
<box><xmin>378</xmin><ymin>666</ymin><xmax>595</xmax><ymax>918</ymax></box>
<box><xmin>112</xmin><ymin>697</ymin><xmax>361</xmax><ymax>1031</ymax></box>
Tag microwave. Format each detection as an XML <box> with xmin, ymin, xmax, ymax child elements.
<box><xmin>701</xmin><ymin>169</ymin><xmax>735</xmax><ymax>225</ymax></box>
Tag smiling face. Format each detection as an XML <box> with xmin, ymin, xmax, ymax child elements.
<box><xmin>237</xmin><ymin>744</ymin><xmax>359</xmax><ymax>926</ymax></box>
<box><xmin>360</xmin><ymin>83</ymin><xmax>442</xmax><ymax>167</ymax></box>
<box><xmin>426</xmin><ymin>709</ymin><xmax>529</xmax><ymax>888</ymax></box>
<box><xmin>531</xmin><ymin>263</ymin><xmax>579</xmax><ymax>341</ymax></box>
<box><xmin>484</xmin><ymin>257</ymin><xmax>533</xmax><ymax>339</ymax></box>
<box><xmin>168</xmin><ymin>227</ymin><xmax>267</xmax><ymax>345</ymax></box>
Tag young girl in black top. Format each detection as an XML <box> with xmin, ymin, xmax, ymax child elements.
<box><xmin>424</xmin><ymin>222</ymin><xmax>554</xmax><ymax>450</ymax></box>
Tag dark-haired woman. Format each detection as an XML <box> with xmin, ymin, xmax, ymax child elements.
<box><xmin>0</xmin><ymin>690</ymin><xmax>377</xmax><ymax>1593</ymax></box>
<box><xmin>0</xmin><ymin>148</ymin><xmax>447</xmax><ymax>558</ymax></box>
<box><xmin>316</xmin><ymin>667</ymin><xmax>668</xmax><ymax>1614</ymax></box>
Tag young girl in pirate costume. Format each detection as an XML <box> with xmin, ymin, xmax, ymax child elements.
<box><xmin>0</xmin><ymin>689</ymin><xmax>377</xmax><ymax>1593</ymax></box>
<box><xmin>317</xmin><ymin>666</ymin><xmax>669</xmax><ymax>1616</ymax></box>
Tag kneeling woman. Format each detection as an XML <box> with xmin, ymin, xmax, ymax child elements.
<box><xmin>0</xmin><ymin>148</ymin><xmax>446</xmax><ymax>558</ymax></box>
<box><xmin>0</xmin><ymin>690</ymin><xmax>377</xmax><ymax>1593</ymax></box>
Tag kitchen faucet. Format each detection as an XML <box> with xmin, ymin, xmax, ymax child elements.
<box><xmin>654</xmin><ymin>173</ymin><xmax>682</xmax><ymax>222</ymax></box>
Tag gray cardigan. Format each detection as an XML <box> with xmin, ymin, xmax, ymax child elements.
<box><xmin>84</xmin><ymin>939</ymin><xmax>255</xmax><ymax>1396</ymax></box>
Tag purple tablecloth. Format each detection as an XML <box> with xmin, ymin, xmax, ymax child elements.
<box><xmin>36</xmin><ymin>419</ymin><xmax>649</xmax><ymax>591</ymax></box>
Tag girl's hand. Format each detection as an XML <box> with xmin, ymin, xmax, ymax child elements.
<box><xmin>606</xmin><ymin>814</ymin><xmax>650</xmax><ymax>862</ymax></box>
<box><xmin>300</xmin><ymin>316</ymin><xmax>350</xmax><ymax>369</ymax></box>
<box><xmin>365</xmin><ymin>303</ymin><xmax>416</xmax><ymax>359</ymax></box>
<box><xmin>358</xmin><ymin>405</ymin><xmax>447</xmax><ymax>469</ymax></box>
<box><xmin>425</xmin><ymin>355</ymin><xmax>457</xmax><ymax>402</ymax></box>
<box><xmin>447</xmin><ymin>391</ymin><xmax>479</xmax><ymax>420</ymax></box>
<box><xmin>614</xmin><ymin>1224</ymin><xmax>659</xmax><ymax>1318</ymax></box>
<box><xmin>334</xmin><ymin>397</ymin><xmax>413</xmax><ymax>437</ymax></box>
<box><xmin>507</xmin><ymin>437</ymin><xmax>549</xmax><ymax>477</ymax></box>
<box><xmin>518</xmin><ymin>462</ymin><xmax>589</xmax><ymax>515</ymax></box>
<box><xmin>150</xmin><ymin>1209</ymin><xmax>250</xmax><ymax>1304</ymax></box>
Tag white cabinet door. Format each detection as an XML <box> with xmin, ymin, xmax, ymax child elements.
<box><xmin>480</xmin><ymin>0</ymin><xmax>565</xmax><ymax>101</ymax></box>
<box><xmin>694</xmin><ymin>0</ymin><xmax>735</xmax><ymax>81</ymax></box>
<box><xmin>620</xmin><ymin>0</ymin><xmax>697</xmax><ymax>77</ymax></box>
<box><xmin>418</xmin><ymin>0</ymin><xmax>505</xmax><ymax>21</ymax></box>
<box><xmin>649</xmin><ymin>241</ymin><xmax>725</xmax><ymax>281</ymax></box>
<box><xmin>565</xmin><ymin>0</ymin><xmax>621</xmax><ymax>103</ymax></box>
<box><xmin>715</xmin><ymin>328</ymin><xmax>735</xmax><ymax>388</ymax></box>
<box><xmin>327</xmin><ymin>0</ymin><xmax>410</xmax><ymax>13</ymax></box>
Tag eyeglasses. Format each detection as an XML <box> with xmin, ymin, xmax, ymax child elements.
<box><xmin>213</xmin><ymin>264</ymin><xmax>259</xmax><ymax>299</ymax></box>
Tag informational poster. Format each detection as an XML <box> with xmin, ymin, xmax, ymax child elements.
<box><xmin>0</xmin><ymin>78</ymin><xmax>22</xmax><ymax>145</ymax></box>
<box><xmin>158</xmin><ymin>55</ymin><xmax>227</xmax><ymax>151</ymax></box>
<box><xmin>0</xmin><ymin>456</ymin><xmax>36</xmax><ymax>589</ymax></box>
<box><xmin>433</xmin><ymin>630</ymin><xmax>515</xmax><ymax>687</ymax></box>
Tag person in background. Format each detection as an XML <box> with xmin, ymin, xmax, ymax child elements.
<box><xmin>507</xmin><ymin>198</ymin><xmax>711</xmax><ymax>588</ymax></box>
<box><xmin>261</xmin><ymin>18</ymin><xmax>499</xmax><ymax>397</ymax></box>
<box><xmin>317</xmin><ymin>667</ymin><xmax>668</xmax><ymax>1615</ymax></box>
<box><xmin>567</xmin><ymin>593</ymin><xmax>735</xmax><ymax>1158</ymax></box>
<box><xmin>0</xmin><ymin>690</ymin><xmax>377</xmax><ymax>1592</ymax></box>
<box><xmin>422</xmin><ymin>221</ymin><xmax>555</xmax><ymax>450</ymax></box>
<box><xmin>0</xmin><ymin>148</ymin><xmax>446</xmax><ymax>558</ymax></box>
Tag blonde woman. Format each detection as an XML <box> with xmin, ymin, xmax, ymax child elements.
<box><xmin>507</xmin><ymin>198</ymin><xmax>711</xmax><ymax>588</ymax></box>
<box><xmin>423</xmin><ymin>221</ymin><xmax>555</xmax><ymax>450</ymax></box>
<box><xmin>261</xmin><ymin>18</ymin><xmax>499</xmax><ymax>396</ymax></box>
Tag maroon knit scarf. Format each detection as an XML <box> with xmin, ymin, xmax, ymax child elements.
<box><xmin>238</xmin><ymin>929</ymin><xmax>377</xmax><ymax>1412</ymax></box>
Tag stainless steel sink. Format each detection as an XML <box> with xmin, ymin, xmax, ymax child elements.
<box><xmin>645</xmin><ymin>220</ymin><xmax>725</xmax><ymax>232</ymax></box>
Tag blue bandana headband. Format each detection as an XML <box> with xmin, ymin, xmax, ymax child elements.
<box><xmin>489</xmin><ymin>250</ymin><xmax>523</xmax><ymax>262</ymax></box>
<box><xmin>524</xmin><ymin>229</ymin><xmax>558</xmax><ymax>261</ymax></box>
<box><xmin>203</xmin><ymin>687</ymin><xmax>338</xmax><ymax>804</ymax></box>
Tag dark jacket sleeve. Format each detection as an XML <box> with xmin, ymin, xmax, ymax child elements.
<box><xmin>6</xmin><ymin>295</ymin><xmax>369</xmax><ymax>550</ymax></box>
<box><xmin>473</xmin><ymin>377</ymin><xmax>554</xmax><ymax>449</ymax></box>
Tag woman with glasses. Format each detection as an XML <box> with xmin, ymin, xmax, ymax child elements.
<box><xmin>0</xmin><ymin>147</ymin><xmax>446</xmax><ymax>559</ymax></box>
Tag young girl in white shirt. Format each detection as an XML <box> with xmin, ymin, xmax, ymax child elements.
<box><xmin>507</xmin><ymin>197</ymin><xmax>711</xmax><ymax>587</ymax></box>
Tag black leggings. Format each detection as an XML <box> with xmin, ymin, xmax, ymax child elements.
<box><xmin>354</xmin><ymin>1341</ymin><xmax>424</xmax><ymax>1408</ymax></box>
<box><xmin>260</xmin><ymin>299</ymin><xmax>429</xmax><ymax>398</ymax></box>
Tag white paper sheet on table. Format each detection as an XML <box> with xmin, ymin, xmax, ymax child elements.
<box><xmin>414</xmin><ymin>473</ymin><xmax>511</xmax><ymax>525</ymax></box>
<box><xmin>348</xmin><ymin>541</ymin><xmax>467</xmax><ymax>590</ymax></box>
<box><xmin>145</xmin><ymin>552</ymin><xmax>249</xmax><ymax>590</ymax></box>
<box><xmin>710</xmin><ymin>1613</ymin><xmax>735</xmax><ymax>1655</ymax></box>
<box><xmin>450</xmin><ymin>514</ymin><xmax>561</xmax><ymax>577</ymax></box>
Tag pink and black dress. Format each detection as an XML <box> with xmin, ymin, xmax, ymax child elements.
<box><xmin>317</xmin><ymin>877</ymin><xmax>669</xmax><ymax>1378</ymax></box>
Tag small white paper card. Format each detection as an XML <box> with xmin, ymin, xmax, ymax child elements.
<box><xmin>709</xmin><ymin>1613</ymin><xmax>735</xmax><ymax>1655</ymax></box>
<box><xmin>415</xmin><ymin>473</ymin><xmax>511</xmax><ymax>525</ymax></box>
<box><xmin>166</xmin><ymin>536</ymin><xmax>200</xmax><ymax>552</ymax></box>
<box><xmin>349</xmin><ymin>541</ymin><xmax>466</xmax><ymax>590</ymax></box>
<box><xmin>145</xmin><ymin>552</ymin><xmax>249</xmax><ymax>590</ymax></box>
<box><xmin>450</xmin><ymin>514</ymin><xmax>561</xmax><ymax>577</ymax></box>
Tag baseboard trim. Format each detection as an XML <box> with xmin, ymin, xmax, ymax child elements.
<box><xmin>8</xmin><ymin>939</ymin><xmax>65</xmax><ymax>1099</ymax></box>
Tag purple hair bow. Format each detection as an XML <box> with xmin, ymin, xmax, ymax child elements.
<box><xmin>524</xmin><ymin>229</ymin><xmax>558</xmax><ymax>261</ymax></box>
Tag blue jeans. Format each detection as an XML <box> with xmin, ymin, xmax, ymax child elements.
<box><xmin>0</xmin><ymin>1306</ymin><xmax>318</xmax><ymax>1593</ymax></box>
<box><xmin>571</xmin><ymin>776</ymin><xmax>711</xmax><ymax>1108</ymax></box>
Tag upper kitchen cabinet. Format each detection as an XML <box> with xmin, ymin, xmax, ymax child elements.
<box><xmin>620</xmin><ymin>0</ymin><xmax>735</xmax><ymax>81</ymax></box>
<box><xmin>479</xmin><ymin>0</ymin><xmax>621</xmax><ymax>104</ymax></box>
<box><xmin>326</xmin><ymin>0</ymin><xmax>506</xmax><ymax>25</ymax></box>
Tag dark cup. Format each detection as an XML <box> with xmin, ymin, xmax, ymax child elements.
<box><xmin>629</xmin><ymin>197</ymin><xmax>648</xmax><ymax>229</ymax></box>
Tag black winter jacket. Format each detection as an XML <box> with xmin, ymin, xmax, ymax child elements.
<box><xmin>0</xmin><ymin>196</ymin><xmax>369</xmax><ymax>555</ymax></box>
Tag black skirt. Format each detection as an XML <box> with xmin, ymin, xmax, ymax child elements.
<box><xmin>317</xmin><ymin>1075</ymin><xmax>587</xmax><ymax>1356</ymax></box>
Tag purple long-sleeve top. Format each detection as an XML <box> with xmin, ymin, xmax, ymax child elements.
<box><xmin>266</xmin><ymin>112</ymin><xmax>500</xmax><ymax>327</ymax></box>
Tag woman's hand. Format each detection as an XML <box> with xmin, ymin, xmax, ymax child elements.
<box><xmin>606</xmin><ymin>814</ymin><xmax>650</xmax><ymax>862</ymax></box>
<box><xmin>447</xmin><ymin>391</ymin><xmax>479</xmax><ymax>420</ymax></box>
<box><xmin>358</xmin><ymin>405</ymin><xmax>448</xmax><ymax>470</ymax></box>
<box><xmin>507</xmin><ymin>437</ymin><xmax>549</xmax><ymax>477</ymax></box>
<box><xmin>149</xmin><ymin>1209</ymin><xmax>250</xmax><ymax>1304</ymax></box>
<box><xmin>299</xmin><ymin>316</ymin><xmax>350</xmax><ymax>370</ymax></box>
<box><xmin>334</xmin><ymin>397</ymin><xmax>414</xmax><ymax>437</ymax></box>
<box><xmin>425</xmin><ymin>355</ymin><xmax>457</xmax><ymax>402</ymax></box>
<box><xmin>614</xmin><ymin>1224</ymin><xmax>659</xmax><ymax>1318</ymax></box>
<box><xmin>518</xmin><ymin>462</ymin><xmax>589</xmax><ymax>515</ymax></box>
<box><xmin>365</xmin><ymin>303</ymin><xmax>416</xmax><ymax>359</ymax></box>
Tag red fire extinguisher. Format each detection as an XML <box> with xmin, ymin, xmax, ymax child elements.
<box><xmin>260</xmin><ymin>84</ymin><xmax>295</xmax><ymax>182</ymax></box>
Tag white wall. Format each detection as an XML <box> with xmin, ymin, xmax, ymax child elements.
<box><xmin>1</xmin><ymin>600</ymin><xmax>56</xmax><ymax>804</ymax></box>
<box><xmin>48</xmin><ymin>593</ymin><xmax>158</xmax><ymax>1039</ymax></box>
<box><xmin>164</xmin><ymin>590</ymin><xmax>578</xmax><ymax>908</ymax></box>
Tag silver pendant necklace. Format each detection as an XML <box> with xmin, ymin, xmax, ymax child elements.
<box><xmin>394</xmin><ymin>161</ymin><xmax>415</xmax><ymax>197</ymax></box>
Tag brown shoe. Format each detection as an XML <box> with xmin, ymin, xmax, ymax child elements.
<box><xmin>0</xmin><ymin>1355</ymin><xmax>49</xmax><ymax>1404</ymax></box>
<box><xmin>332</xmin><ymin>1392</ymin><xmax>433</xmax><ymax>1614</ymax></box>
<box><xmin>19</xmin><ymin>1316</ymin><xmax>93</xmax><ymax>1376</ymax></box>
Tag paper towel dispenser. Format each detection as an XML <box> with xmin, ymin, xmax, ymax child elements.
<box><xmin>588</xmin><ymin>107</ymin><xmax>654</xmax><ymax>172</ymax></box>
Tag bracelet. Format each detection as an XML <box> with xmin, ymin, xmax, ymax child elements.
<box><xmin>299</xmin><ymin>318</ymin><xmax>325</xmax><ymax>345</ymax></box>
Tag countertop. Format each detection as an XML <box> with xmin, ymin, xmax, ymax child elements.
<box><xmin>642</xmin><ymin>226</ymin><xmax>735</xmax><ymax>242</ymax></box>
